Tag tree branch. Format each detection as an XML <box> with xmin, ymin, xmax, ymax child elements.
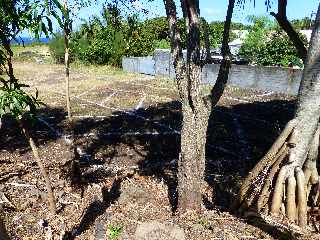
<box><xmin>163</xmin><ymin>0</ymin><xmax>186</xmax><ymax>98</ymax></box>
<box><xmin>271</xmin><ymin>0</ymin><xmax>307</xmax><ymax>61</ymax></box>
<box><xmin>206</xmin><ymin>0</ymin><xmax>235</xmax><ymax>108</ymax></box>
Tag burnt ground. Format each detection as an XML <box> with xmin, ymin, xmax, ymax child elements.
<box><xmin>0</xmin><ymin>62</ymin><xmax>319</xmax><ymax>239</ymax></box>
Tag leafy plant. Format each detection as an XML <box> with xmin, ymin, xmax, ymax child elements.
<box><xmin>0</xmin><ymin>78</ymin><xmax>41</xmax><ymax>119</ymax></box>
<box><xmin>239</xmin><ymin>15</ymin><xmax>306</xmax><ymax>67</ymax></box>
<box><xmin>108</xmin><ymin>224</ymin><xmax>123</xmax><ymax>240</ymax></box>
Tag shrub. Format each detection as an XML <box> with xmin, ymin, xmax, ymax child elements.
<box><xmin>48</xmin><ymin>34</ymin><xmax>65</xmax><ymax>63</ymax></box>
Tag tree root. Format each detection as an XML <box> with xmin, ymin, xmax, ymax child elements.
<box><xmin>237</xmin><ymin>119</ymin><xmax>297</xmax><ymax>208</ymax></box>
<box><xmin>235</xmin><ymin>120</ymin><xmax>320</xmax><ymax>229</ymax></box>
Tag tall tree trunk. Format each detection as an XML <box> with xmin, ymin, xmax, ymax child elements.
<box><xmin>20</xmin><ymin>120</ymin><xmax>56</xmax><ymax>214</ymax></box>
<box><xmin>164</xmin><ymin>0</ymin><xmax>235</xmax><ymax>212</ymax></box>
<box><xmin>64</xmin><ymin>0</ymin><xmax>71</xmax><ymax>121</ymax></box>
<box><xmin>236</xmin><ymin>3</ymin><xmax>320</xmax><ymax>228</ymax></box>
<box><xmin>176</xmin><ymin>0</ymin><xmax>208</xmax><ymax>212</ymax></box>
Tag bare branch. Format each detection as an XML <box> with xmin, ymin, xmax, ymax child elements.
<box><xmin>271</xmin><ymin>0</ymin><xmax>307</xmax><ymax>61</ymax></box>
<box><xmin>206</xmin><ymin>0</ymin><xmax>235</xmax><ymax>108</ymax></box>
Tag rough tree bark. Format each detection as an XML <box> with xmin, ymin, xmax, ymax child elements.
<box><xmin>270</xmin><ymin>0</ymin><xmax>307</xmax><ymax>61</ymax></box>
<box><xmin>64</xmin><ymin>0</ymin><xmax>71</xmax><ymax>121</ymax></box>
<box><xmin>236</xmin><ymin>2</ymin><xmax>320</xmax><ymax>228</ymax></box>
<box><xmin>164</xmin><ymin>0</ymin><xmax>235</xmax><ymax>212</ymax></box>
<box><xmin>201</xmin><ymin>18</ymin><xmax>211</xmax><ymax>63</ymax></box>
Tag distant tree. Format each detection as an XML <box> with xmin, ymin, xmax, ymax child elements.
<box><xmin>48</xmin><ymin>0</ymin><xmax>93</xmax><ymax>121</ymax></box>
<box><xmin>258</xmin><ymin>31</ymin><xmax>306</xmax><ymax>67</ymax></box>
<box><xmin>207</xmin><ymin>21</ymin><xmax>238</xmax><ymax>48</ymax></box>
<box><xmin>238</xmin><ymin>16</ymin><xmax>273</xmax><ymax>64</ymax></box>
<box><xmin>292</xmin><ymin>17</ymin><xmax>314</xmax><ymax>30</ymax></box>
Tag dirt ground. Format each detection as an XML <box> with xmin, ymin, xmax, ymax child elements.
<box><xmin>0</xmin><ymin>61</ymin><xmax>319</xmax><ymax>239</ymax></box>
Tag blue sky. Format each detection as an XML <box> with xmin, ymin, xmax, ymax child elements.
<box><xmin>24</xmin><ymin>0</ymin><xmax>319</xmax><ymax>36</ymax></box>
<box><xmin>75</xmin><ymin>0</ymin><xmax>318</xmax><ymax>25</ymax></box>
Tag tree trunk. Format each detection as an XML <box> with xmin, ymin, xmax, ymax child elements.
<box><xmin>209</xmin><ymin>0</ymin><xmax>234</xmax><ymax>107</ymax></box>
<box><xmin>64</xmin><ymin>0</ymin><xmax>71</xmax><ymax>121</ymax></box>
<box><xmin>2</xmin><ymin>39</ymin><xmax>15</xmax><ymax>82</ymax></box>
<box><xmin>236</xmin><ymin>2</ymin><xmax>320</xmax><ymax>228</ymax></box>
<box><xmin>164</xmin><ymin>0</ymin><xmax>235</xmax><ymax>212</ymax></box>
<box><xmin>175</xmin><ymin>0</ymin><xmax>207</xmax><ymax>212</ymax></box>
<box><xmin>20</xmin><ymin>120</ymin><xmax>56</xmax><ymax>214</ymax></box>
<box><xmin>202</xmin><ymin>18</ymin><xmax>211</xmax><ymax>63</ymax></box>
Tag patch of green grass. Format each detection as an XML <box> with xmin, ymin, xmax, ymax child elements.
<box><xmin>197</xmin><ymin>218</ymin><xmax>210</xmax><ymax>229</ymax></box>
<box><xmin>70</xmin><ymin>61</ymin><xmax>128</xmax><ymax>76</ymax></box>
<box><xmin>108</xmin><ymin>224</ymin><xmax>123</xmax><ymax>240</ymax></box>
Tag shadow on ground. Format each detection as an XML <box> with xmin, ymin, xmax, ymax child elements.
<box><xmin>0</xmin><ymin>106</ymin><xmax>67</xmax><ymax>153</ymax></box>
<box><xmin>0</xmin><ymin>98</ymin><xmax>297</xmax><ymax>238</ymax></box>
<box><xmin>69</xmin><ymin>98</ymin><xmax>295</xmax><ymax>207</ymax></box>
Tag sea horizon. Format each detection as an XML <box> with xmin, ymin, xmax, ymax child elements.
<box><xmin>11</xmin><ymin>37</ymin><xmax>50</xmax><ymax>45</ymax></box>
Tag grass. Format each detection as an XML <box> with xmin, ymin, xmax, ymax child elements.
<box><xmin>108</xmin><ymin>224</ymin><xmax>123</xmax><ymax>240</ymax></box>
<box><xmin>12</xmin><ymin>44</ymin><xmax>52</xmax><ymax>63</ymax></box>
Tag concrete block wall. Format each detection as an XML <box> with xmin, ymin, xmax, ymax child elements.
<box><xmin>123</xmin><ymin>49</ymin><xmax>303</xmax><ymax>95</ymax></box>
<box><xmin>122</xmin><ymin>56</ymin><xmax>155</xmax><ymax>75</ymax></box>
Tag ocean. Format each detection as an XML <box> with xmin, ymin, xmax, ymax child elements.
<box><xmin>11</xmin><ymin>37</ymin><xmax>50</xmax><ymax>45</ymax></box>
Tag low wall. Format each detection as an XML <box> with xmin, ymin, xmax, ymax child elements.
<box><xmin>122</xmin><ymin>50</ymin><xmax>302</xmax><ymax>95</ymax></box>
<box><xmin>122</xmin><ymin>56</ymin><xmax>155</xmax><ymax>75</ymax></box>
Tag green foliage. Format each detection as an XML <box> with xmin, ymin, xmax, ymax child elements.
<box><xmin>108</xmin><ymin>224</ymin><xmax>123</xmax><ymax>240</ymax></box>
<box><xmin>292</xmin><ymin>17</ymin><xmax>314</xmax><ymax>30</ymax></box>
<box><xmin>0</xmin><ymin>78</ymin><xmax>41</xmax><ymax>119</ymax></box>
<box><xmin>258</xmin><ymin>32</ymin><xmax>300</xmax><ymax>66</ymax></box>
<box><xmin>48</xmin><ymin>33</ymin><xmax>66</xmax><ymax>63</ymax></box>
<box><xmin>0</xmin><ymin>0</ymin><xmax>53</xmax><ymax>121</ymax></box>
<box><xmin>238</xmin><ymin>27</ymin><xmax>269</xmax><ymax>63</ymax></box>
<box><xmin>206</xmin><ymin>21</ymin><xmax>238</xmax><ymax>48</ymax></box>
<box><xmin>153</xmin><ymin>39</ymin><xmax>170</xmax><ymax>49</ymax></box>
<box><xmin>239</xmin><ymin>15</ymin><xmax>305</xmax><ymax>67</ymax></box>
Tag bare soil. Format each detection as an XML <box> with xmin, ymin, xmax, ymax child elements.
<box><xmin>1</xmin><ymin>61</ymin><xmax>319</xmax><ymax>239</ymax></box>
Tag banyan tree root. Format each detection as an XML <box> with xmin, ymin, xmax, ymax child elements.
<box><xmin>235</xmin><ymin>119</ymin><xmax>320</xmax><ymax>228</ymax></box>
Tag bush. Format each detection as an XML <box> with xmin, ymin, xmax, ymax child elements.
<box><xmin>48</xmin><ymin>34</ymin><xmax>65</xmax><ymax>64</ymax></box>
<box><xmin>240</xmin><ymin>30</ymin><xmax>306</xmax><ymax>67</ymax></box>
<box><xmin>72</xmin><ymin>27</ymin><xmax>126</xmax><ymax>66</ymax></box>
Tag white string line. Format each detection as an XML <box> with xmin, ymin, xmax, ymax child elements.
<box><xmin>75</xmin><ymin>86</ymin><xmax>98</xmax><ymax>98</ymax></box>
<box><xmin>99</xmin><ymin>92</ymin><xmax>117</xmax><ymax>105</ymax></box>
<box><xmin>224</xmin><ymin>96</ymin><xmax>250</xmax><ymax>103</ymax></box>
<box><xmin>135</xmin><ymin>94</ymin><xmax>146</xmax><ymax>110</ymax></box>
<box><xmin>37</xmin><ymin>117</ymin><xmax>62</xmax><ymax>137</ymax></box>
<box><xmin>105</xmin><ymin>86</ymin><xmax>173</xmax><ymax>101</ymax></box>
<box><xmin>48</xmin><ymin>90</ymin><xmax>180</xmax><ymax>134</ymax></box>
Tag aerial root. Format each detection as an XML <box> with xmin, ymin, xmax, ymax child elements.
<box><xmin>296</xmin><ymin>168</ymin><xmax>307</xmax><ymax>228</ymax></box>
<box><xmin>270</xmin><ymin>166</ymin><xmax>288</xmax><ymax>215</ymax></box>
<box><xmin>286</xmin><ymin>176</ymin><xmax>297</xmax><ymax>222</ymax></box>
<box><xmin>237</xmin><ymin>119</ymin><xmax>297</xmax><ymax>209</ymax></box>
<box><xmin>235</xmin><ymin>119</ymin><xmax>320</xmax><ymax>229</ymax></box>
<box><xmin>257</xmin><ymin>144</ymin><xmax>288</xmax><ymax>211</ymax></box>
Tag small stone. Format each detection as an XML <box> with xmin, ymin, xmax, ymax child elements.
<box><xmin>134</xmin><ymin>221</ymin><xmax>185</xmax><ymax>240</ymax></box>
